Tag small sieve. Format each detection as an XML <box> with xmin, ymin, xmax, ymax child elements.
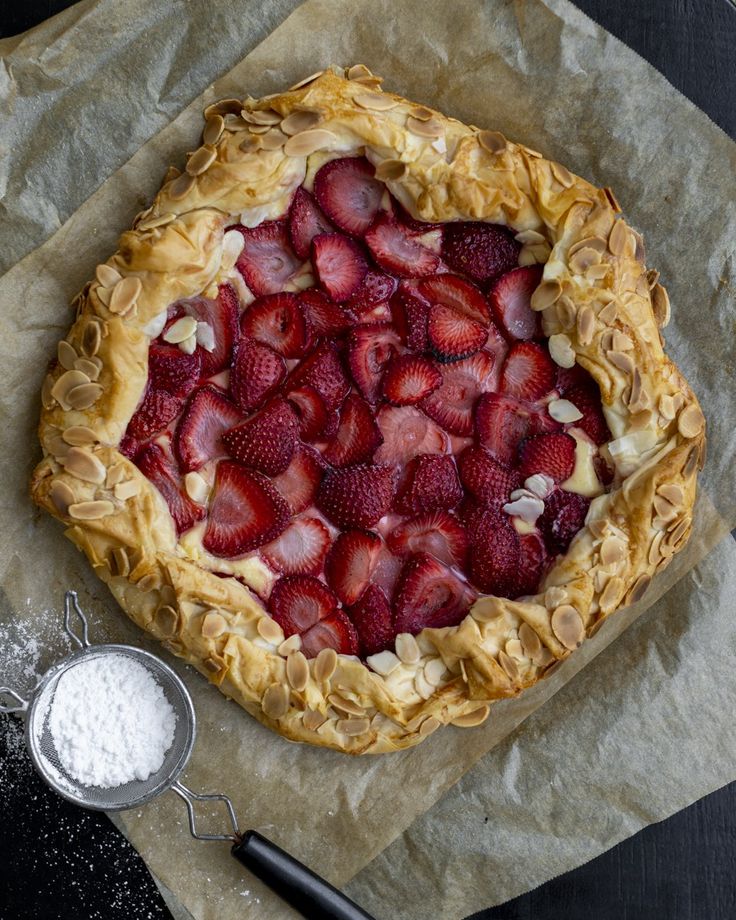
<box><xmin>1</xmin><ymin>591</ymin><xmax>373</xmax><ymax>920</ymax></box>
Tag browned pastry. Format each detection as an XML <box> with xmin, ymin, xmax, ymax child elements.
<box><xmin>31</xmin><ymin>65</ymin><xmax>705</xmax><ymax>753</ymax></box>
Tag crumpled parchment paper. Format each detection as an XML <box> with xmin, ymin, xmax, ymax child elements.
<box><xmin>0</xmin><ymin>0</ymin><xmax>734</xmax><ymax>918</ymax></box>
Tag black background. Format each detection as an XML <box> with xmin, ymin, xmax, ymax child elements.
<box><xmin>1</xmin><ymin>2</ymin><xmax>735</xmax><ymax>919</ymax></box>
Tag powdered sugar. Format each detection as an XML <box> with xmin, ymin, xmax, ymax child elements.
<box><xmin>48</xmin><ymin>654</ymin><xmax>176</xmax><ymax>788</ymax></box>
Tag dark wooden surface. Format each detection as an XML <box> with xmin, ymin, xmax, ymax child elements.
<box><xmin>1</xmin><ymin>2</ymin><xmax>735</xmax><ymax>919</ymax></box>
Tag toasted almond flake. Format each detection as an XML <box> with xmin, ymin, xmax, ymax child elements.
<box><xmin>551</xmin><ymin>161</ymin><xmax>574</xmax><ymax>187</ymax></box>
<box><xmin>515</xmin><ymin>229</ymin><xmax>547</xmax><ymax>245</ymax></box>
<box><xmin>374</xmin><ymin>159</ymin><xmax>407</xmax><ymax>181</ymax></box>
<box><xmin>424</xmin><ymin>658</ymin><xmax>446</xmax><ymax>686</ymax></box>
<box><xmin>73</xmin><ymin>357</ymin><xmax>101</xmax><ymax>381</ymax></box>
<box><xmin>649</xmin><ymin>530</ymin><xmax>665</xmax><ymax>565</ymax></box>
<box><xmin>597</xmin><ymin>300</ymin><xmax>618</xmax><ymax>326</ymax></box>
<box><xmin>498</xmin><ymin>650</ymin><xmax>519</xmax><ymax>681</ymax></box>
<box><xmin>556</xmin><ymin>294</ymin><xmax>576</xmax><ymax>330</ymax></box>
<box><xmin>81</xmin><ymin>320</ymin><xmax>102</xmax><ymax>357</ymax></box>
<box><xmin>575</xmin><ymin>306</ymin><xmax>595</xmax><ymax>346</ymax></box>
<box><xmin>603</xmin><ymin>186</ymin><xmax>622</xmax><ymax>212</ymax></box>
<box><xmin>257</xmin><ymin>616</ymin><xmax>283</xmax><ymax>645</ymax></box>
<box><xmin>569</xmin><ymin>247</ymin><xmax>601</xmax><ymax>275</ymax></box>
<box><xmin>659</xmin><ymin>393</ymin><xmax>676</xmax><ymax>420</ymax></box>
<box><xmin>203</xmin><ymin>114</ymin><xmax>225</xmax><ymax>146</ymax></box>
<box><xmin>178</xmin><ymin>335</ymin><xmax>197</xmax><ymax>355</ymax></box>
<box><xmin>366</xmin><ymin>650</ymin><xmax>401</xmax><ymax>676</ymax></box>
<box><xmin>278</xmin><ymin>634</ymin><xmax>302</xmax><ymax>656</ymax></box>
<box><xmin>114</xmin><ymin>479</ymin><xmax>140</xmax><ymax>501</ymax></box>
<box><xmin>608</xmin><ymin>220</ymin><xmax>629</xmax><ymax>256</ymax></box>
<box><xmin>64</xmin><ymin>447</ymin><xmax>106</xmax><ymax>484</ymax></box>
<box><xmin>548</xmin><ymin>333</ymin><xmax>576</xmax><ymax>368</ymax></box>
<box><xmin>67</xmin><ymin>383</ymin><xmax>103</xmax><ymax>410</ymax></box>
<box><xmin>518</xmin><ymin>622</ymin><xmax>542</xmax><ymax>659</ymax></box>
<box><xmin>242</xmin><ymin>108</ymin><xmax>281</xmax><ymax>126</ymax></box>
<box><xmin>551</xmin><ymin>605</ymin><xmax>584</xmax><ymax>649</ymax></box>
<box><xmin>451</xmin><ymin>705</ymin><xmax>490</xmax><ymax>728</ymax></box>
<box><xmin>328</xmin><ymin>693</ymin><xmax>364</xmax><ymax>717</ymax></box>
<box><xmin>109</xmin><ymin>276</ymin><xmax>142</xmax><ymax>315</ymax></box>
<box><xmin>395</xmin><ymin>632</ymin><xmax>420</xmax><ymax>664</ymax></box>
<box><xmin>280</xmin><ymin>109</ymin><xmax>322</xmax><ymax>136</ymax></box>
<box><xmin>544</xmin><ymin>586</ymin><xmax>569</xmax><ymax>610</ymax></box>
<box><xmin>588</xmin><ymin>519</ymin><xmax>610</xmax><ymax>540</ymax></box>
<box><xmin>202</xmin><ymin>611</ymin><xmax>227</xmax><ymax>639</ymax></box>
<box><xmin>415</xmin><ymin>670</ymin><xmax>435</xmax><ymax>700</ymax></box>
<box><xmin>354</xmin><ymin>92</ymin><xmax>398</xmax><ymax>111</ymax></box>
<box><xmin>68</xmin><ymin>499</ymin><xmax>114</xmax><ymax>521</ymax></box>
<box><xmin>303</xmin><ymin>708</ymin><xmax>326</xmax><ymax>731</ymax></box>
<box><xmin>646</xmin><ymin>268</ymin><xmax>660</xmax><ymax>289</ymax></box>
<box><xmin>677</xmin><ymin>403</ymin><xmax>705</xmax><ymax>439</ymax></box>
<box><xmin>57</xmin><ymin>340</ymin><xmax>78</xmax><ymax>370</ymax></box>
<box><xmin>51</xmin><ymin>370</ymin><xmax>89</xmax><ymax>410</ymax></box>
<box><xmin>407</xmin><ymin>104</ymin><xmax>432</xmax><ymax>121</ymax></box>
<box><xmin>286</xmin><ymin>652</ymin><xmax>309</xmax><ymax>692</ymax></box>
<box><xmin>346</xmin><ymin>64</ymin><xmax>372</xmax><ymax>80</ymax></box>
<box><xmin>283</xmin><ymin>128</ymin><xmax>336</xmax><ymax>157</ymax></box>
<box><xmin>137</xmin><ymin>573</ymin><xmax>160</xmax><ymax>592</ymax></box>
<box><xmin>337</xmin><ymin>717</ymin><xmax>371</xmax><ymax>737</ymax></box>
<box><xmin>95</xmin><ymin>264</ymin><xmax>122</xmax><ymax>288</ymax></box>
<box><xmin>163</xmin><ymin>315</ymin><xmax>198</xmax><ymax>344</ymax></box>
<box><xmin>169</xmin><ymin>172</ymin><xmax>196</xmax><ymax>200</ymax></box>
<box><xmin>49</xmin><ymin>480</ymin><xmax>75</xmax><ymax>515</ymax></box>
<box><xmin>607</xmin><ymin>350</ymin><xmax>635</xmax><ymax>375</ymax></box>
<box><xmin>314</xmin><ymin>647</ymin><xmax>338</xmax><ymax>682</ymax></box>
<box><xmin>548</xmin><ymin>398</ymin><xmax>583</xmax><ymax>423</ymax></box>
<box><xmin>61</xmin><ymin>425</ymin><xmax>96</xmax><ymax>448</ymax></box>
<box><xmin>627</xmin><ymin>574</ymin><xmax>651</xmax><ymax>605</ymax></box>
<box><xmin>407</xmin><ymin>116</ymin><xmax>443</xmax><ymax>138</ymax></box>
<box><xmin>111</xmin><ymin>546</ymin><xmax>130</xmax><ymax>577</ymax></box>
<box><xmin>506</xmin><ymin>638</ymin><xmax>524</xmax><ymax>660</ymax></box>
<box><xmin>587</xmin><ymin>261</ymin><xmax>613</xmax><ymax>281</ymax></box>
<box><xmin>163</xmin><ymin>165</ymin><xmax>181</xmax><ymax>182</ymax></box>
<box><xmin>223</xmin><ymin>114</ymin><xmax>250</xmax><ymax>132</ymax></box>
<box><xmin>530</xmin><ymin>279</ymin><xmax>562</xmax><ymax>311</ymax></box>
<box><xmin>184</xmin><ymin>471</ymin><xmax>209</xmax><ymax>504</ymax></box>
<box><xmin>478</xmin><ymin>129</ymin><xmax>507</xmax><ymax>154</ymax></box>
<box><xmin>138</xmin><ymin>212</ymin><xmax>176</xmax><ymax>232</ymax></box>
<box><xmin>162</xmin><ymin>639</ymin><xmax>184</xmax><ymax>656</ymax></box>
<box><xmin>419</xmin><ymin>715</ymin><xmax>441</xmax><ymax>736</ymax></box>
<box><xmin>569</xmin><ymin>236</ymin><xmax>607</xmax><ymax>256</ymax></box>
<box><xmin>106</xmin><ymin>463</ymin><xmax>126</xmax><ymax>487</ymax></box>
<box><xmin>653</xmin><ymin>494</ymin><xmax>678</xmax><ymax>523</ymax></box>
<box><xmin>599</xmin><ymin>576</ymin><xmax>624</xmax><ymax>612</ymax></box>
<box><xmin>522</xmin><ymin>145</ymin><xmax>543</xmax><ymax>158</ymax></box>
<box><xmin>471</xmin><ymin>597</ymin><xmax>505</xmax><ymax>621</ymax></box>
<box><xmin>657</xmin><ymin>483</ymin><xmax>684</xmax><ymax>506</ymax></box>
<box><xmin>154</xmin><ymin>604</ymin><xmax>179</xmax><ymax>637</ymax></box>
<box><xmin>598</xmin><ymin>536</ymin><xmax>624</xmax><ymax>568</ymax></box>
<box><xmin>186</xmin><ymin>145</ymin><xmax>217</xmax><ymax>176</ymax></box>
<box><xmin>533</xmin><ymin>646</ymin><xmax>556</xmax><ymax>667</ymax></box>
<box><xmin>289</xmin><ymin>69</ymin><xmax>326</xmax><ymax>90</ymax></box>
<box><xmin>262</xmin><ymin>684</ymin><xmax>290</xmax><ymax>720</ymax></box>
<box><xmin>666</xmin><ymin>516</ymin><xmax>690</xmax><ymax>548</ymax></box>
<box><xmin>259</xmin><ymin>128</ymin><xmax>288</xmax><ymax>150</ymax></box>
<box><xmin>47</xmin><ymin>433</ymin><xmax>70</xmax><ymax>460</ymax></box>
<box><xmin>519</xmin><ymin>243</ymin><xmax>550</xmax><ymax>266</ymax></box>
<box><xmin>612</xmin><ymin>330</ymin><xmax>634</xmax><ymax>352</ymax></box>
<box><xmin>239</xmin><ymin>134</ymin><xmax>262</xmax><ymax>153</ymax></box>
<box><xmin>205</xmin><ymin>98</ymin><xmax>244</xmax><ymax>118</ymax></box>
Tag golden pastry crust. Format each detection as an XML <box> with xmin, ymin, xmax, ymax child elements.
<box><xmin>31</xmin><ymin>66</ymin><xmax>705</xmax><ymax>754</ymax></box>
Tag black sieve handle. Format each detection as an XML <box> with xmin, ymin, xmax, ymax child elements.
<box><xmin>231</xmin><ymin>830</ymin><xmax>375</xmax><ymax>919</ymax></box>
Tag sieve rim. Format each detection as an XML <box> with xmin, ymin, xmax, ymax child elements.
<box><xmin>24</xmin><ymin>643</ymin><xmax>197</xmax><ymax>812</ymax></box>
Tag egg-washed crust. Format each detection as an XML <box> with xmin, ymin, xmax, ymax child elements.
<box><xmin>30</xmin><ymin>66</ymin><xmax>705</xmax><ymax>754</ymax></box>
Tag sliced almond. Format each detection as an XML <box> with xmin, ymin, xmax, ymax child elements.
<box><xmin>576</xmin><ymin>305</ymin><xmax>595</xmax><ymax>345</ymax></box>
<box><xmin>109</xmin><ymin>276</ymin><xmax>142</xmax><ymax>315</ymax></box>
<box><xmin>548</xmin><ymin>333</ymin><xmax>576</xmax><ymax>368</ymax></box>
<box><xmin>515</xmin><ymin>229</ymin><xmax>547</xmax><ymax>245</ymax></box>
<box><xmin>242</xmin><ymin>108</ymin><xmax>281</xmax><ymax>126</ymax></box>
<box><xmin>677</xmin><ymin>403</ymin><xmax>705</xmax><ymax>439</ymax></box>
<box><xmin>653</xmin><ymin>494</ymin><xmax>678</xmax><ymax>523</ymax></box>
<box><xmin>598</xmin><ymin>300</ymin><xmax>618</xmax><ymax>325</ymax></box>
<box><xmin>407</xmin><ymin>116</ymin><xmax>443</xmax><ymax>138</ymax></box>
<box><xmin>415</xmin><ymin>670</ymin><xmax>435</xmax><ymax>700</ymax></box>
<box><xmin>262</xmin><ymin>684</ymin><xmax>290</xmax><ymax>720</ymax></box>
<box><xmin>374</xmin><ymin>159</ymin><xmax>407</xmax><ymax>181</ymax></box>
<box><xmin>651</xmin><ymin>284</ymin><xmax>671</xmax><ymax>327</ymax></box>
<box><xmin>106</xmin><ymin>463</ymin><xmax>126</xmax><ymax>487</ymax></box>
<box><xmin>61</xmin><ymin>425</ymin><xmax>97</xmax><ymax>447</ymax></box>
<box><xmin>395</xmin><ymin>632</ymin><xmax>420</xmax><ymax>665</ymax></box>
<box><xmin>607</xmin><ymin>350</ymin><xmax>635</xmax><ymax>375</ymax></box>
<box><xmin>530</xmin><ymin>279</ymin><xmax>562</xmax><ymax>311</ymax></box>
<box><xmin>259</xmin><ymin>128</ymin><xmax>288</xmax><ymax>150</ymax></box>
<box><xmin>95</xmin><ymin>264</ymin><xmax>122</xmax><ymax>288</ymax></box>
<box><xmin>110</xmin><ymin>545</ymin><xmax>130</xmax><ymax>577</ymax></box>
<box><xmin>336</xmin><ymin>718</ymin><xmax>371</xmax><ymax>737</ymax></box>
<box><xmin>599</xmin><ymin>576</ymin><xmax>624</xmax><ymax>613</ymax></box>
<box><xmin>81</xmin><ymin>320</ymin><xmax>102</xmax><ymax>357</ymax></box>
<box><xmin>518</xmin><ymin>622</ymin><xmax>542</xmax><ymax>659</ymax></box>
<box><xmin>203</xmin><ymin>114</ymin><xmax>225</xmax><ymax>146</ymax></box>
<box><xmin>328</xmin><ymin>693</ymin><xmax>365</xmax><ymax>717</ymax></box>
<box><xmin>289</xmin><ymin>70</ymin><xmax>325</xmax><ymax>90</ymax></box>
<box><xmin>346</xmin><ymin>64</ymin><xmax>372</xmax><ymax>81</ymax></box>
<box><xmin>278</xmin><ymin>634</ymin><xmax>302</xmax><ymax>656</ymax></box>
<box><xmin>569</xmin><ymin>247</ymin><xmax>601</xmax><ymax>275</ymax></box>
<box><xmin>49</xmin><ymin>480</ymin><xmax>75</xmax><ymax>515</ymax></box>
<box><xmin>285</xmin><ymin>651</ymin><xmax>309</xmax><ymax>692</ymax></box>
<box><xmin>57</xmin><ymin>340</ymin><xmax>78</xmax><ymax>370</ymax></box>
<box><xmin>186</xmin><ymin>145</ymin><xmax>217</xmax><ymax>177</ymax></box>
<box><xmin>283</xmin><ymin>129</ymin><xmax>336</xmax><ymax>157</ymax></box>
<box><xmin>114</xmin><ymin>479</ymin><xmax>140</xmax><ymax>501</ymax></box>
<box><xmin>550</xmin><ymin>161</ymin><xmax>574</xmax><ymax>188</ymax></box>
<box><xmin>201</xmin><ymin>610</ymin><xmax>227</xmax><ymax>639</ymax></box>
<box><xmin>303</xmin><ymin>708</ymin><xmax>327</xmax><ymax>732</ymax></box>
<box><xmin>451</xmin><ymin>705</ymin><xmax>490</xmax><ymax>728</ymax></box>
<box><xmin>419</xmin><ymin>715</ymin><xmax>441</xmax><ymax>736</ymax></box>
<box><xmin>551</xmin><ymin>605</ymin><xmax>584</xmax><ymax>649</ymax></box>
<box><xmin>604</xmin><ymin>186</ymin><xmax>622</xmax><ymax>212</ymax></box>
<box><xmin>205</xmin><ymin>98</ymin><xmax>244</xmax><ymax>118</ymax></box>
<box><xmin>556</xmin><ymin>294</ymin><xmax>576</xmax><ymax>330</ymax></box>
<box><xmin>68</xmin><ymin>499</ymin><xmax>114</xmax><ymax>520</ymax></box>
<box><xmin>63</xmin><ymin>447</ymin><xmax>105</xmax><ymax>485</ymax></box>
<box><xmin>184</xmin><ymin>471</ymin><xmax>209</xmax><ymax>504</ymax></box>
<box><xmin>548</xmin><ymin>398</ymin><xmax>583</xmax><ymax>423</ymax></box>
<box><xmin>627</xmin><ymin>574</ymin><xmax>651</xmax><ymax>605</ymax></box>
<box><xmin>169</xmin><ymin>171</ymin><xmax>196</xmax><ymax>200</ymax></box>
<box><xmin>354</xmin><ymin>91</ymin><xmax>399</xmax><ymax>111</ymax></box>
<box><xmin>73</xmin><ymin>357</ymin><xmax>101</xmax><ymax>381</ymax></box>
<box><xmin>424</xmin><ymin>658</ymin><xmax>446</xmax><ymax>686</ymax></box>
<box><xmin>612</xmin><ymin>330</ymin><xmax>634</xmax><ymax>352</ymax></box>
<box><xmin>256</xmin><ymin>616</ymin><xmax>283</xmax><ymax>645</ymax></box>
<box><xmin>657</xmin><ymin>483</ymin><xmax>684</xmax><ymax>507</ymax></box>
<box><xmin>313</xmin><ymin>647</ymin><xmax>338</xmax><ymax>682</ymax></box>
<box><xmin>608</xmin><ymin>220</ymin><xmax>629</xmax><ymax>256</ymax></box>
<box><xmin>478</xmin><ymin>130</ymin><xmax>507</xmax><ymax>154</ymax></box>
<box><xmin>51</xmin><ymin>370</ymin><xmax>90</xmax><ymax>410</ymax></box>
<box><xmin>280</xmin><ymin>109</ymin><xmax>322</xmax><ymax>135</ymax></box>
<box><xmin>498</xmin><ymin>650</ymin><xmax>519</xmax><ymax>681</ymax></box>
<box><xmin>163</xmin><ymin>315</ymin><xmax>198</xmax><ymax>344</ymax></box>
<box><xmin>366</xmin><ymin>650</ymin><xmax>401</xmax><ymax>676</ymax></box>
<box><xmin>239</xmin><ymin>134</ymin><xmax>262</xmax><ymax>153</ymax></box>
<box><xmin>67</xmin><ymin>383</ymin><xmax>103</xmax><ymax>410</ymax></box>
<box><xmin>569</xmin><ymin>236</ymin><xmax>607</xmax><ymax>256</ymax></box>
<box><xmin>138</xmin><ymin>212</ymin><xmax>176</xmax><ymax>232</ymax></box>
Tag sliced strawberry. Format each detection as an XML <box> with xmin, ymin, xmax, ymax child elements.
<box><xmin>136</xmin><ymin>442</ymin><xmax>206</xmax><ymax>536</ymax></box>
<box><xmin>555</xmin><ymin>364</ymin><xmax>591</xmax><ymax>394</ymax></box>
<box><xmin>420</xmin><ymin>351</ymin><xmax>496</xmax><ymax>436</ymax></box>
<box><xmin>364</xmin><ymin>211</ymin><xmax>440</xmax><ymax>277</ymax></box>
<box><xmin>271</xmin><ymin>445</ymin><xmax>325</xmax><ymax>514</ymax></box>
<box><xmin>393</xmin><ymin>553</ymin><xmax>476</xmax><ymax>634</ymax></box>
<box><xmin>353</xmin><ymin>301</ymin><xmax>393</xmax><ymax>326</ymax></box>
<box><xmin>324</xmin><ymin>529</ymin><xmax>383</xmax><ymax>605</ymax></box>
<box><xmin>539</xmin><ymin>489</ymin><xmax>590</xmax><ymax>555</ymax></box>
<box><xmin>394</xmin><ymin>454</ymin><xmax>462</xmax><ymax>515</ymax></box>
<box><xmin>468</xmin><ymin>511</ymin><xmax>521</xmax><ymax>596</ymax></box>
<box><xmin>312</xmin><ymin>233</ymin><xmax>369</xmax><ymax>302</ymax></box>
<box><xmin>174</xmin><ymin>385</ymin><xmax>243</xmax><ymax>473</ymax></box>
<box><xmin>371</xmin><ymin>546</ymin><xmax>404</xmax><ymax>602</ymax></box>
<box><xmin>382</xmin><ymin>354</ymin><xmax>442</xmax><ymax>406</ymax></box>
<box><xmin>222</xmin><ymin>397</ymin><xmax>299</xmax><ymax>476</ymax></box>
<box><xmin>186</xmin><ymin>284</ymin><xmax>240</xmax><ymax>378</ymax></box>
<box><xmin>489</xmin><ymin>265</ymin><xmax>543</xmax><ymax>341</ymax></box>
<box><xmin>508</xmin><ymin>531</ymin><xmax>548</xmax><ymax>598</ymax></box>
<box><xmin>427</xmin><ymin>304</ymin><xmax>487</xmax><ymax>363</ymax></box>
<box><xmin>562</xmin><ymin>382</ymin><xmax>611</xmax><ymax>445</ymax></box>
<box><xmin>484</xmin><ymin>319</ymin><xmax>510</xmax><ymax>374</ymax></box>
<box><xmin>374</xmin><ymin>405</ymin><xmax>449</xmax><ymax>465</ymax></box>
<box><xmin>316</xmin><ymin>464</ymin><xmax>396</xmax><ymax>529</ymax></box>
<box><xmin>286</xmin><ymin>385</ymin><xmax>330</xmax><ymax>442</ymax></box>
<box><xmin>418</xmin><ymin>274</ymin><xmax>491</xmax><ymax>325</ymax></box>
<box><xmin>261</xmin><ymin>517</ymin><xmax>331</xmax><ymax>576</ymax></box>
<box><xmin>345</xmin><ymin>270</ymin><xmax>398</xmax><ymax>315</ymax></box>
<box><xmin>441</xmin><ymin>222</ymin><xmax>521</xmax><ymax>283</ymax></box>
<box><xmin>297</xmin><ymin>290</ymin><xmax>354</xmax><ymax>337</ymax></box>
<box><xmin>287</xmin><ymin>186</ymin><xmax>335</xmax><ymax>259</ymax></box>
<box><xmin>230</xmin><ymin>337</ymin><xmax>286</xmax><ymax>413</ymax></box>
<box><xmin>323</xmin><ymin>393</ymin><xmax>383</xmax><ymax>468</ymax></box>
<box><xmin>203</xmin><ymin>460</ymin><xmax>290</xmax><ymax>557</ymax></box>
<box><xmin>476</xmin><ymin>393</ymin><xmax>553</xmax><ymax>466</ymax></box>
<box><xmin>300</xmin><ymin>610</ymin><xmax>360</xmax><ymax>658</ymax></box>
<box><xmin>393</xmin><ymin>202</ymin><xmax>442</xmax><ymax>233</ymax></box>
<box><xmin>119</xmin><ymin>433</ymin><xmax>142</xmax><ymax>460</ymax></box>
<box><xmin>234</xmin><ymin>220</ymin><xmax>301</xmax><ymax>296</ymax></box>
<box><xmin>285</xmin><ymin>341</ymin><xmax>351</xmax><ymax>412</ymax></box>
<box><xmin>457</xmin><ymin>446</ymin><xmax>522</xmax><ymax>507</ymax></box>
<box><xmin>389</xmin><ymin>282</ymin><xmax>431</xmax><ymax>352</ymax></box>
<box><xmin>313</xmin><ymin>156</ymin><xmax>383</xmax><ymax>237</ymax></box>
<box><xmin>518</xmin><ymin>432</ymin><xmax>576</xmax><ymax>483</ymax></box>
<box><xmin>500</xmin><ymin>341</ymin><xmax>556</xmax><ymax>401</ymax></box>
<box><xmin>387</xmin><ymin>512</ymin><xmax>468</xmax><ymax>568</ymax></box>
<box><xmin>268</xmin><ymin>575</ymin><xmax>338</xmax><ymax>636</ymax></box>
<box><xmin>347</xmin><ymin>585</ymin><xmax>395</xmax><ymax>657</ymax></box>
<box><xmin>347</xmin><ymin>323</ymin><xmax>402</xmax><ymax>403</ymax></box>
<box><xmin>240</xmin><ymin>292</ymin><xmax>311</xmax><ymax>359</ymax></box>
<box><xmin>127</xmin><ymin>388</ymin><xmax>182</xmax><ymax>441</ymax></box>
<box><xmin>594</xmin><ymin>454</ymin><xmax>615</xmax><ymax>486</ymax></box>
<box><xmin>148</xmin><ymin>343</ymin><xmax>201</xmax><ymax>398</ymax></box>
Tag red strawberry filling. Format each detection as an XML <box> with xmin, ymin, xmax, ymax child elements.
<box><xmin>126</xmin><ymin>157</ymin><xmax>615</xmax><ymax>659</ymax></box>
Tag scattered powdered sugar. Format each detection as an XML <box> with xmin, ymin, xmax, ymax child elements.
<box><xmin>47</xmin><ymin>654</ymin><xmax>177</xmax><ymax>788</ymax></box>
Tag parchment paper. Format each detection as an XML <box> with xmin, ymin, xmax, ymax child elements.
<box><xmin>1</xmin><ymin>1</ymin><xmax>734</xmax><ymax>918</ymax></box>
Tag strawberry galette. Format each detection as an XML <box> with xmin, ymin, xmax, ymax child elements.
<box><xmin>32</xmin><ymin>66</ymin><xmax>705</xmax><ymax>753</ymax></box>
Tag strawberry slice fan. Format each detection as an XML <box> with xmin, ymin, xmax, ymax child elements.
<box><xmin>33</xmin><ymin>68</ymin><xmax>704</xmax><ymax>759</ymax></box>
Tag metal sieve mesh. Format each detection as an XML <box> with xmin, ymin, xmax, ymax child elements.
<box><xmin>25</xmin><ymin>644</ymin><xmax>196</xmax><ymax>811</ymax></box>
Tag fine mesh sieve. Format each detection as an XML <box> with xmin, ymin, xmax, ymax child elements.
<box><xmin>0</xmin><ymin>591</ymin><xmax>373</xmax><ymax>920</ymax></box>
